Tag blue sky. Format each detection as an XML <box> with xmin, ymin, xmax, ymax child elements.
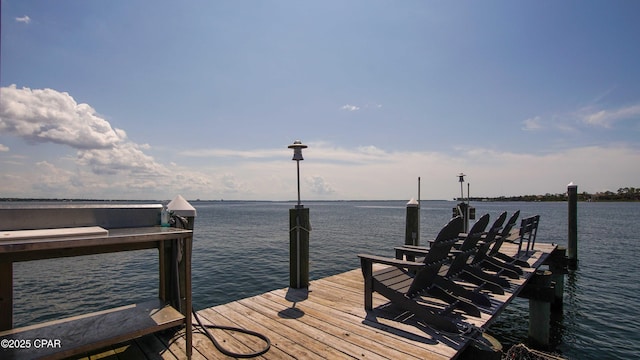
<box><xmin>2</xmin><ymin>1</ymin><xmax>639</xmax><ymax>200</ymax></box>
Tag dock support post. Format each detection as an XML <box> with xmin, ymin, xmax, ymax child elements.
<box><xmin>290</xmin><ymin>207</ymin><xmax>310</xmax><ymax>288</ymax></box>
<box><xmin>457</xmin><ymin>202</ymin><xmax>469</xmax><ymax>233</ymax></box>
<box><xmin>527</xmin><ymin>270</ymin><xmax>553</xmax><ymax>349</ymax></box>
<box><xmin>567</xmin><ymin>183</ymin><xmax>578</xmax><ymax>269</ymax></box>
<box><xmin>548</xmin><ymin>247</ymin><xmax>567</xmax><ymax>312</ymax></box>
<box><xmin>405</xmin><ymin>198</ymin><xmax>420</xmax><ymax>247</ymax></box>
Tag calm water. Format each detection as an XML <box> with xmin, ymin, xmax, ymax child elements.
<box><xmin>8</xmin><ymin>200</ymin><xmax>640</xmax><ymax>359</ymax></box>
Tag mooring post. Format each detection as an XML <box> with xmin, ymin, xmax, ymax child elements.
<box><xmin>453</xmin><ymin>202</ymin><xmax>470</xmax><ymax>233</ymax></box>
<box><xmin>405</xmin><ymin>198</ymin><xmax>420</xmax><ymax>247</ymax></box>
<box><xmin>288</xmin><ymin>140</ymin><xmax>309</xmax><ymax>289</ymax></box>
<box><xmin>567</xmin><ymin>183</ymin><xmax>578</xmax><ymax>269</ymax></box>
<box><xmin>528</xmin><ymin>270</ymin><xmax>553</xmax><ymax>349</ymax></box>
<box><xmin>290</xmin><ymin>206</ymin><xmax>310</xmax><ymax>288</ymax></box>
<box><xmin>548</xmin><ymin>247</ymin><xmax>567</xmax><ymax>312</ymax></box>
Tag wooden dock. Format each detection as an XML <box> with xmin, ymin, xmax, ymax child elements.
<box><xmin>66</xmin><ymin>242</ymin><xmax>558</xmax><ymax>360</ymax></box>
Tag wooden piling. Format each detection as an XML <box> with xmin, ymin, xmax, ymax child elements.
<box><xmin>527</xmin><ymin>270</ymin><xmax>553</xmax><ymax>349</ymax></box>
<box><xmin>567</xmin><ymin>183</ymin><xmax>578</xmax><ymax>269</ymax></box>
<box><xmin>405</xmin><ymin>198</ymin><xmax>420</xmax><ymax>246</ymax></box>
<box><xmin>454</xmin><ymin>202</ymin><xmax>470</xmax><ymax>233</ymax></box>
<box><xmin>548</xmin><ymin>247</ymin><xmax>567</xmax><ymax>312</ymax></box>
<box><xmin>290</xmin><ymin>207</ymin><xmax>310</xmax><ymax>288</ymax></box>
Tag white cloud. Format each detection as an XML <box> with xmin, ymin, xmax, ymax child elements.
<box><xmin>32</xmin><ymin>161</ymin><xmax>75</xmax><ymax>193</ymax></box>
<box><xmin>3</xmin><ymin>138</ymin><xmax>639</xmax><ymax>199</ymax></box>
<box><xmin>340</xmin><ymin>104</ymin><xmax>360</xmax><ymax>112</ymax></box>
<box><xmin>364</xmin><ymin>103</ymin><xmax>383</xmax><ymax>109</ymax></box>
<box><xmin>0</xmin><ymin>85</ymin><xmax>126</xmax><ymax>149</ymax></box>
<box><xmin>522</xmin><ymin>116</ymin><xmax>542</xmax><ymax>131</ymax></box>
<box><xmin>339</xmin><ymin>103</ymin><xmax>382</xmax><ymax>112</ymax></box>
<box><xmin>15</xmin><ymin>16</ymin><xmax>31</xmax><ymax>24</ymax></box>
<box><xmin>2</xmin><ymin>86</ymin><xmax>638</xmax><ymax>200</ymax></box>
<box><xmin>179</xmin><ymin>148</ymin><xmax>285</xmax><ymax>159</ymax></box>
<box><xmin>579</xmin><ymin>104</ymin><xmax>640</xmax><ymax>128</ymax></box>
<box><xmin>76</xmin><ymin>143</ymin><xmax>166</xmax><ymax>176</ymax></box>
<box><xmin>220</xmin><ymin>173</ymin><xmax>250</xmax><ymax>194</ymax></box>
<box><xmin>0</xmin><ymin>86</ymin><xmax>166</xmax><ymax>177</ymax></box>
<box><xmin>306</xmin><ymin>175</ymin><xmax>335</xmax><ymax>196</ymax></box>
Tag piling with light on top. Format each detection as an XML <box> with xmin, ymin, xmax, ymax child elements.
<box><xmin>288</xmin><ymin>140</ymin><xmax>310</xmax><ymax>288</ymax></box>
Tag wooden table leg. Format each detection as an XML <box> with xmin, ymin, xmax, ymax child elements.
<box><xmin>184</xmin><ymin>237</ymin><xmax>192</xmax><ymax>359</ymax></box>
<box><xmin>0</xmin><ymin>262</ymin><xmax>13</xmax><ymax>331</ymax></box>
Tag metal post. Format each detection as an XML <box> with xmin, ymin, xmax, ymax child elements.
<box><xmin>417</xmin><ymin>177</ymin><xmax>421</xmax><ymax>242</ymax></box>
<box><xmin>296</xmin><ymin>160</ymin><xmax>301</xmax><ymax>207</ymax></box>
<box><xmin>296</xmin><ymin>160</ymin><xmax>301</xmax><ymax>288</ymax></box>
<box><xmin>567</xmin><ymin>183</ymin><xmax>578</xmax><ymax>269</ymax></box>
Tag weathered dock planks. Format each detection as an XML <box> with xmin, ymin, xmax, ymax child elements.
<box><xmin>72</xmin><ymin>242</ymin><xmax>557</xmax><ymax>360</ymax></box>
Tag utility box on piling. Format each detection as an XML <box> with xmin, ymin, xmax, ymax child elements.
<box><xmin>289</xmin><ymin>207</ymin><xmax>310</xmax><ymax>288</ymax></box>
<box><xmin>166</xmin><ymin>195</ymin><xmax>197</xmax><ymax>314</ymax></box>
<box><xmin>405</xmin><ymin>198</ymin><xmax>420</xmax><ymax>246</ymax></box>
<box><xmin>453</xmin><ymin>202</ymin><xmax>475</xmax><ymax>233</ymax></box>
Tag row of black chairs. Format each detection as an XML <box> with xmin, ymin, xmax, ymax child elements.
<box><xmin>358</xmin><ymin>211</ymin><xmax>540</xmax><ymax>333</ymax></box>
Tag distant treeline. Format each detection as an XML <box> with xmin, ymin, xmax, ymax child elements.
<box><xmin>468</xmin><ymin>187</ymin><xmax>640</xmax><ymax>202</ymax></box>
<box><xmin>3</xmin><ymin>187</ymin><xmax>640</xmax><ymax>203</ymax></box>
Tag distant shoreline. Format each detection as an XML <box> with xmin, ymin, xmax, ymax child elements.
<box><xmin>2</xmin><ymin>196</ymin><xmax>638</xmax><ymax>203</ymax></box>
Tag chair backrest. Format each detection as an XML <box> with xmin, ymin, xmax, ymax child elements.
<box><xmin>472</xmin><ymin>213</ymin><xmax>506</xmax><ymax>264</ymax></box>
<box><xmin>458</xmin><ymin>213</ymin><xmax>490</xmax><ymax>251</ymax></box>
<box><xmin>407</xmin><ymin>217</ymin><xmax>463</xmax><ymax>296</ymax></box>
<box><xmin>517</xmin><ymin>215</ymin><xmax>541</xmax><ymax>253</ymax></box>
<box><xmin>527</xmin><ymin>215</ymin><xmax>541</xmax><ymax>251</ymax></box>
<box><xmin>446</xmin><ymin>214</ymin><xmax>490</xmax><ymax>276</ymax></box>
<box><xmin>501</xmin><ymin>210</ymin><xmax>520</xmax><ymax>237</ymax></box>
<box><xmin>488</xmin><ymin>211</ymin><xmax>508</xmax><ymax>234</ymax></box>
<box><xmin>422</xmin><ymin>216</ymin><xmax>464</xmax><ymax>263</ymax></box>
<box><xmin>489</xmin><ymin>210</ymin><xmax>520</xmax><ymax>256</ymax></box>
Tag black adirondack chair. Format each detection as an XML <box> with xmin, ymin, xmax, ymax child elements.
<box><xmin>442</xmin><ymin>213</ymin><xmax>512</xmax><ymax>294</ymax></box>
<box><xmin>480</xmin><ymin>210</ymin><xmax>531</xmax><ymax>269</ymax></box>
<box><xmin>395</xmin><ymin>213</ymin><xmax>506</xmax><ymax>300</ymax></box>
<box><xmin>469</xmin><ymin>211</ymin><xmax>523</xmax><ymax>279</ymax></box>
<box><xmin>515</xmin><ymin>215</ymin><xmax>540</xmax><ymax>255</ymax></box>
<box><xmin>358</xmin><ymin>216</ymin><xmax>479</xmax><ymax>333</ymax></box>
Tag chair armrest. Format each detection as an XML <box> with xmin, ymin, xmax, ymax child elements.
<box><xmin>401</xmin><ymin>244</ymin><xmax>429</xmax><ymax>250</ymax></box>
<box><xmin>358</xmin><ymin>254</ymin><xmax>425</xmax><ymax>271</ymax></box>
<box><xmin>394</xmin><ymin>246</ymin><xmax>429</xmax><ymax>259</ymax></box>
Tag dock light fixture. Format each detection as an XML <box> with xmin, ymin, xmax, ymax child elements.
<box><xmin>458</xmin><ymin>173</ymin><xmax>466</xmax><ymax>201</ymax></box>
<box><xmin>288</xmin><ymin>140</ymin><xmax>307</xmax><ymax>208</ymax></box>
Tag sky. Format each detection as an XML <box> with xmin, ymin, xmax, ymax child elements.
<box><xmin>1</xmin><ymin>1</ymin><xmax>640</xmax><ymax>201</ymax></box>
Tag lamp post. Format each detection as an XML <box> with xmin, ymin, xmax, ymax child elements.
<box><xmin>288</xmin><ymin>140</ymin><xmax>307</xmax><ymax>208</ymax></box>
<box><xmin>458</xmin><ymin>173</ymin><xmax>466</xmax><ymax>201</ymax></box>
<box><xmin>288</xmin><ymin>140</ymin><xmax>309</xmax><ymax>288</ymax></box>
<box><xmin>456</xmin><ymin>173</ymin><xmax>469</xmax><ymax>232</ymax></box>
